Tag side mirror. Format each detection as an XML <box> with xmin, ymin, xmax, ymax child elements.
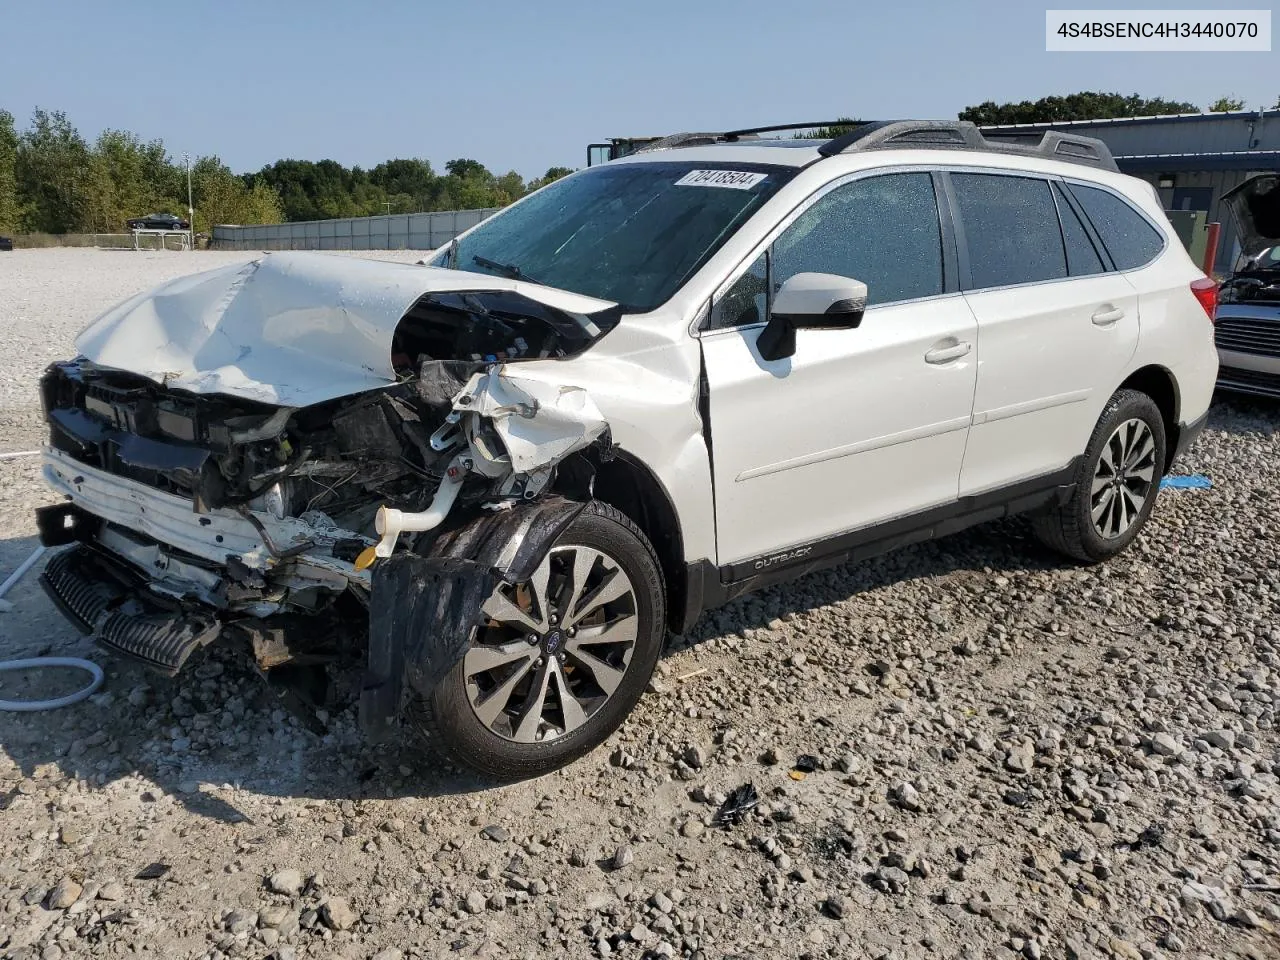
<box><xmin>757</xmin><ymin>272</ymin><xmax>868</xmax><ymax>362</ymax></box>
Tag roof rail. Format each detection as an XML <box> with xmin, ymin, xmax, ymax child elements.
<box><xmin>631</xmin><ymin>121</ymin><xmax>862</xmax><ymax>155</ymax></box>
<box><xmin>818</xmin><ymin>119</ymin><xmax>1118</xmax><ymax>171</ymax></box>
<box><xmin>629</xmin><ymin>119</ymin><xmax>1119</xmax><ymax>172</ymax></box>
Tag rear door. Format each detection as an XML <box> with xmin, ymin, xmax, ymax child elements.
<box><xmin>950</xmin><ymin>171</ymin><xmax>1140</xmax><ymax>496</ymax></box>
<box><xmin>700</xmin><ymin>170</ymin><xmax>978</xmax><ymax>568</ymax></box>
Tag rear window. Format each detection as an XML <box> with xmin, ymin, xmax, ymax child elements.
<box><xmin>952</xmin><ymin>173</ymin><xmax>1066</xmax><ymax>289</ymax></box>
<box><xmin>1066</xmin><ymin>183</ymin><xmax>1165</xmax><ymax>270</ymax></box>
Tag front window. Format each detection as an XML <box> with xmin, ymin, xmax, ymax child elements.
<box><xmin>709</xmin><ymin>171</ymin><xmax>945</xmax><ymax>329</ymax></box>
<box><xmin>436</xmin><ymin>161</ymin><xmax>796</xmax><ymax>312</ymax></box>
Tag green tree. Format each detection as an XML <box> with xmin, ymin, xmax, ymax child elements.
<box><xmin>959</xmin><ymin>92</ymin><xmax>1198</xmax><ymax>125</ymax></box>
<box><xmin>16</xmin><ymin>108</ymin><xmax>93</xmax><ymax>232</ymax></box>
<box><xmin>192</xmin><ymin>156</ymin><xmax>283</xmax><ymax>230</ymax></box>
<box><xmin>84</xmin><ymin>129</ymin><xmax>181</xmax><ymax>232</ymax></box>
<box><xmin>444</xmin><ymin>158</ymin><xmax>486</xmax><ymax>179</ymax></box>
<box><xmin>1208</xmin><ymin>96</ymin><xmax>1246</xmax><ymax>112</ymax></box>
<box><xmin>793</xmin><ymin>118</ymin><xmax>863</xmax><ymax>139</ymax></box>
<box><xmin>527</xmin><ymin>166</ymin><xmax>574</xmax><ymax>191</ymax></box>
<box><xmin>0</xmin><ymin>110</ymin><xmax>18</xmax><ymax>233</ymax></box>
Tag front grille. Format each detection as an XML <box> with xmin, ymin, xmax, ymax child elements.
<box><xmin>1217</xmin><ymin>365</ymin><xmax>1280</xmax><ymax>398</ymax></box>
<box><xmin>1215</xmin><ymin>315</ymin><xmax>1280</xmax><ymax>358</ymax></box>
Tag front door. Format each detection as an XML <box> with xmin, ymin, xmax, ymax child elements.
<box><xmin>700</xmin><ymin>171</ymin><xmax>978</xmax><ymax>568</ymax></box>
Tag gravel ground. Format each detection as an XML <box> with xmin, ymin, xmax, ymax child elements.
<box><xmin>2</xmin><ymin>248</ymin><xmax>1279</xmax><ymax>960</ymax></box>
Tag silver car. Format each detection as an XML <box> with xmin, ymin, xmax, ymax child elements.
<box><xmin>1216</xmin><ymin>174</ymin><xmax>1280</xmax><ymax>397</ymax></box>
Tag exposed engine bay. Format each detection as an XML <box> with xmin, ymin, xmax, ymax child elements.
<box><xmin>37</xmin><ymin>255</ymin><xmax>622</xmax><ymax>734</ymax></box>
<box><xmin>1219</xmin><ymin>270</ymin><xmax>1280</xmax><ymax>306</ymax></box>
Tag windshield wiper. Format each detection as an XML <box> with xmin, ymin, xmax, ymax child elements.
<box><xmin>472</xmin><ymin>255</ymin><xmax>542</xmax><ymax>285</ymax></box>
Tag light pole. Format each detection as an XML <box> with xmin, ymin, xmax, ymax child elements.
<box><xmin>183</xmin><ymin>152</ymin><xmax>194</xmax><ymax>249</ymax></box>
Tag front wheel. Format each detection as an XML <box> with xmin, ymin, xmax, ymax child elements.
<box><xmin>1031</xmin><ymin>388</ymin><xmax>1167</xmax><ymax>563</ymax></box>
<box><xmin>409</xmin><ymin>501</ymin><xmax>666</xmax><ymax>781</ymax></box>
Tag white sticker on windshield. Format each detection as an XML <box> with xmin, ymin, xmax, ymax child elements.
<box><xmin>674</xmin><ymin>170</ymin><xmax>768</xmax><ymax>190</ymax></box>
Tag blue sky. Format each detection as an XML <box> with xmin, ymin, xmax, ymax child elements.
<box><xmin>5</xmin><ymin>0</ymin><xmax>1276</xmax><ymax>178</ymax></box>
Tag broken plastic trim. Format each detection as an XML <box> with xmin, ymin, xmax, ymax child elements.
<box><xmin>359</xmin><ymin>497</ymin><xmax>587</xmax><ymax>741</ymax></box>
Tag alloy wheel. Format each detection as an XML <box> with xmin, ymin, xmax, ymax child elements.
<box><xmin>463</xmin><ymin>545</ymin><xmax>639</xmax><ymax>743</ymax></box>
<box><xmin>1090</xmin><ymin>417</ymin><xmax>1157</xmax><ymax>540</ymax></box>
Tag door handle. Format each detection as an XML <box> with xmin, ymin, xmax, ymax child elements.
<box><xmin>924</xmin><ymin>341</ymin><xmax>972</xmax><ymax>364</ymax></box>
<box><xmin>1091</xmin><ymin>305</ymin><xmax>1125</xmax><ymax>326</ymax></box>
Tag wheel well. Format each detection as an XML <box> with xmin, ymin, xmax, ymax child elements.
<box><xmin>581</xmin><ymin>452</ymin><xmax>686</xmax><ymax>635</ymax></box>
<box><xmin>1119</xmin><ymin>365</ymin><xmax>1180</xmax><ymax>471</ymax></box>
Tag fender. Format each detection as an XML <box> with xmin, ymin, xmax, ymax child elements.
<box><xmin>358</xmin><ymin>497</ymin><xmax>586</xmax><ymax>740</ymax></box>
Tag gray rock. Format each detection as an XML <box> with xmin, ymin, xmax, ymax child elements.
<box><xmin>480</xmin><ymin>824</ymin><xmax>509</xmax><ymax>842</ymax></box>
<box><xmin>874</xmin><ymin>866</ymin><xmax>910</xmax><ymax>894</ymax></box>
<box><xmin>45</xmin><ymin>878</ymin><xmax>82</xmax><ymax>910</ymax></box>
<box><xmin>891</xmin><ymin>782</ymin><xmax>923</xmax><ymax>812</ymax></box>
<box><xmin>464</xmin><ymin>891</ymin><xmax>485</xmax><ymax>915</ymax></box>
<box><xmin>266</xmin><ymin>868</ymin><xmax>303</xmax><ymax>896</ymax></box>
<box><xmin>1151</xmin><ymin>733</ymin><xmax>1180</xmax><ymax>757</ymax></box>
<box><xmin>1005</xmin><ymin>745</ymin><xmax>1034</xmax><ymax>774</ymax></box>
<box><xmin>320</xmin><ymin>896</ymin><xmax>357</xmax><ymax>931</ymax></box>
<box><xmin>1203</xmin><ymin>729</ymin><xmax>1235</xmax><ymax>750</ymax></box>
<box><xmin>224</xmin><ymin>908</ymin><xmax>257</xmax><ymax>935</ymax></box>
<box><xmin>258</xmin><ymin>905</ymin><xmax>292</xmax><ymax>929</ymax></box>
<box><xmin>612</xmin><ymin>844</ymin><xmax>635</xmax><ymax>870</ymax></box>
<box><xmin>680</xmin><ymin>818</ymin><xmax>705</xmax><ymax>839</ymax></box>
<box><xmin>1180</xmin><ymin>881</ymin><xmax>1233</xmax><ymax>921</ymax></box>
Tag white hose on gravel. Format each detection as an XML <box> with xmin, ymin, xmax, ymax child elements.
<box><xmin>0</xmin><ymin>546</ymin><xmax>46</xmax><ymax>600</ymax></box>
<box><xmin>0</xmin><ymin>658</ymin><xmax>105</xmax><ymax>711</ymax></box>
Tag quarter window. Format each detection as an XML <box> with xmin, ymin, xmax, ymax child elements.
<box><xmin>1067</xmin><ymin>182</ymin><xmax>1165</xmax><ymax>270</ymax></box>
<box><xmin>710</xmin><ymin>251</ymin><xmax>767</xmax><ymax>329</ymax></box>
<box><xmin>770</xmin><ymin>172</ymin><xmax>944</xmax><ymax>308</ymax></box>
<box><xmin>1053</xmin><ymin>183</ymin><xmax>1106</xmax><ymax>277</ymax></box>
<box><xmin>952</xmin><ymin>173</ymin><xmax>1067</xmax><ymax>289</ymax></box>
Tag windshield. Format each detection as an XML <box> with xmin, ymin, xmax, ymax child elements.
<box><xmin>435</xmin><ymin>161</ymin><xmax>796</xmax><ymax>311</ymax></box>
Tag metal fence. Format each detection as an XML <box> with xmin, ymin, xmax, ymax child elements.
<box><xmin>210</xmin><ymin>208</ymin><xmax>500</xmax><ymax>251</ymax></box>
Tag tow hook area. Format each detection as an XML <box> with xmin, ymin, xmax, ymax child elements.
<box><xmin>358</xmin><ymin>497</ymin><xmax>586</xmax><ymax>740</ymax></box>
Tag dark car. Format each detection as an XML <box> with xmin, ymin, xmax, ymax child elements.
<box><xmin>1215</xmin><ymin>174</ymin><xmax>1280</xmax><ymax>397</ymax></box>
<box><xmin>0</xmin><ymin>236</ymin><xmax>12</xmax><ymax>252</ymax></box>
<box><xmin>126</xmin><ymin>213</ymin><xmax>190</xmax><ymax>231</ymax></box>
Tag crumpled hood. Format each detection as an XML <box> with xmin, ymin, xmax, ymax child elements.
<box><xmin>1222</xmin><ymin>174</ymin><xmax>1280</xmax><ymax>261</ymax></box>
<box><xmin>76</xmin><ymin>252</ymin><xmax>615</xmax><ymax>406</ymax></box>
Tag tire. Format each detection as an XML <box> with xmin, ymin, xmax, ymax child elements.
<box><xmin>1032</xmin><ymin>388</ymin><xmax>1167</xmax><ymax>563</ymax></box>
<box><xmin>409</xmin><ymin>501</ymin><xmax>665</xmax><ymax>781</ymax></box>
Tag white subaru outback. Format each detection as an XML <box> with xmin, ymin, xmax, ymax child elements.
<box><xmin>37</xmin><ymin>120</ymin><xmax>1218</xmax><ymax>780</ymax></box>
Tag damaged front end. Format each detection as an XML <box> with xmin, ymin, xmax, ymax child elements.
<box><xmin>37</xmin><ymin>253</ymin><xmax>618</xmax><ymax>732</ymax></box>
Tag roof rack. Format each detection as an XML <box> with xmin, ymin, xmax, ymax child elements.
<box><xmin>631</xmin><ymin>121</ymin><xmax>859</xmax><ymax>155</ymax></box>
<box><xmin>817</xmin><ymin>120</ymin><xmax>1118</xmax><ymax>171</ymax></box>
<box><xmin>630</xmin><ymin>119</ymin><xmax>1118</xmax><ymax>172</ymax></box>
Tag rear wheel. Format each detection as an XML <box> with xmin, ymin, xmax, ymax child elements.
<box><xmin>409</xmin><ymin>501</ymin><xmax>665</xmax><ymax>781</ymax></box>
<box><xmin>1032</xmin><ymin>388</ymin><xmax>1166</xmax><ymax>563</ymax></box>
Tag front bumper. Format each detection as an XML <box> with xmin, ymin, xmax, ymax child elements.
<box><xmin>1216</xmin><ymin>348</ymin><xmax>1280</xmax><ymax>398</ymax></box>
<box><xmin>42</xmin><ymin>446</ymin><xmax>368</xmax><ymax>593</ymax></box>
<box><xmin>38</xmin><ymin>445</ymin><xmax>374</xmax><ymax>671</ymax></box>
